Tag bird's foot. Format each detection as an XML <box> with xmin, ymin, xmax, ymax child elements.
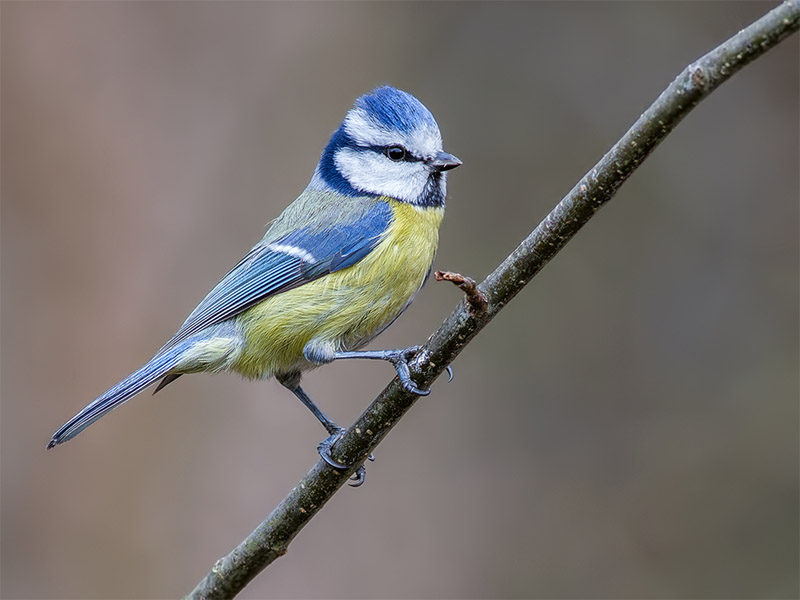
<box><xmin>318</xmin><ymin>428</ymin><xmax>348</xmax><ymax>469</ymax></box>
<box><xmin>383</xmin><ymin>347</ymin><xmax>454</xmax><ymax>392</ymax></box>
<box><xmin>317</xmin><ymin>428</ymin><xmax>372</xmax><ymax>487</ymax></box>
<box><xmin>383</xmin><ymin>346</ymin><xmax>430</xmax><ymax>395</ymax></box>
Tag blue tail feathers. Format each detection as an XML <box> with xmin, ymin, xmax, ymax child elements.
<box><xmin>46</xmin><ymin>343</ymin><xmax>190</xmax><ymax>449</ymax></box>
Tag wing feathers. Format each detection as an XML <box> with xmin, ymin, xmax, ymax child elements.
<box><xmin>159</xmin><ymin>200</ymin><xmax>393</xmax><ymax>353</ymax></box>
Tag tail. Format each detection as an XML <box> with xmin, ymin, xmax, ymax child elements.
<box><xmin>47</xmin><ymin>343</ymin><xmax>190</xmax><ymax>449</ymax></box>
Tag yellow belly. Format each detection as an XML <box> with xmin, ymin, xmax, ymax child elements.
<box><xmin>231</xmin><ymin>200</ymin><xmax>444</xmax><ymax>379</ymax></box>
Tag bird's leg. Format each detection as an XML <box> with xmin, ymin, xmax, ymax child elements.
<box><xmin>333</xmin><ymin>346</ymin><xmax>433</xmax><ymax>395</ymax></box>
<box><xmin>305</xmin><ymin>341</ymin><xmax>452</xmax><ymax>393</ymax></box>
<box><xmin>278</xmin><ymin>373</ymin><xmax>366</xmax><ymax>486</ymax></box>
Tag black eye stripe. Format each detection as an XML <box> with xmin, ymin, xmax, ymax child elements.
<box><xmin>362</xmin><ymin>144</ymin><xmax>421</xmax><ymax>162</ymax></box>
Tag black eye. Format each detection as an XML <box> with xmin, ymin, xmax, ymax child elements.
<box><xmin>385</xmin><ymin>145</ymin><xmax>406</xmax><ymax>161</ymax></box>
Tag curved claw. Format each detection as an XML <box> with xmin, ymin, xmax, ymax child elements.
<box><xmin>348</xmin><ymin>465</ymin><xmax>367</xmax><ymax>487</ymax></box>
<box><xmin>389</xmin><ymin>349</ymin><xmax>430</xmax><ymax>396</ymax></box>
<box><xmin>403</xmin><ymin>380</ymin><xmax>430</xmax><ymax>395</ymax></box>
<box><xmin>317</xmin><ymin>431</ymin><xmax>348</xmax><ymax>470</ymax></box>
<box><xmin>446</xmin><ymin>365</ymin><xmax>454</xmax><ymax>382</ymax></box>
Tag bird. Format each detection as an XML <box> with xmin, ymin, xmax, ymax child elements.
<box><xmin>47</xmin><ymin>86</ymin><xmax>461</xmax><ymax>484</ymax></box>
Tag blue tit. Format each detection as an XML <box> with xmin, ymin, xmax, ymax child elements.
<box><xmin>47</xmin><ymin>86</ymin><xmax>461</xmax><ymax>478</ymax></box>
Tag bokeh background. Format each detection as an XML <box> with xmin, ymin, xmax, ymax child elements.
<box><xmin>2</xmin><ymin>2</ymin><xmax>797</xmax><ymax>598</ymax></box>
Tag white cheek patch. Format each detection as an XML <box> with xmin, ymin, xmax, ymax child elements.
<box><xmin>335</xmin><ymin>148</ymin><xmax>429</xmax><ymax>203</ymax></box>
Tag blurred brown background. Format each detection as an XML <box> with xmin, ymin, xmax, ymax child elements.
<box><xmin>2</xmin><ymin>2</ymin><xmax>797</xmax><ymax>598</ymax></box>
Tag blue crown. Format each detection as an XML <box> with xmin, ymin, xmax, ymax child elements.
<box><xmin>355</xmin><ymin>86</ymin><xmax>437</xmax><ymax>134</ymax></box>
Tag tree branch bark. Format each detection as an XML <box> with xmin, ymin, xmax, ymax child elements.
<box><xmin>187</xmin><ymin>2</ymin><xmax>799</xmax><ymax>598</ymax></box>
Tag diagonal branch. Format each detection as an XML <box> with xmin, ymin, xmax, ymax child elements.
<box><xmin>187</xmin><ymin>2</ymin><xmax>799</xmax><ymax>598</ymax></box>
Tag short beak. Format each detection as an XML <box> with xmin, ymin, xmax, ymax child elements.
<box><xmin>430</xmin><ymin>151</ymin><xmax>462</xmax><ymax>172</ymax></box>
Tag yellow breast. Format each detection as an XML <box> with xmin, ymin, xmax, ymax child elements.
<box><xmin>232</xmin><ymin>199</ymin><xmax>444</xmax><ymax>379</ymax></box>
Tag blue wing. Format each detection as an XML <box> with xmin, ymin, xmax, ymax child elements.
<box><xmin>159</xmin><ymin>201</ymin><xmax>393</xmax><ymax>352</ymax></box>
